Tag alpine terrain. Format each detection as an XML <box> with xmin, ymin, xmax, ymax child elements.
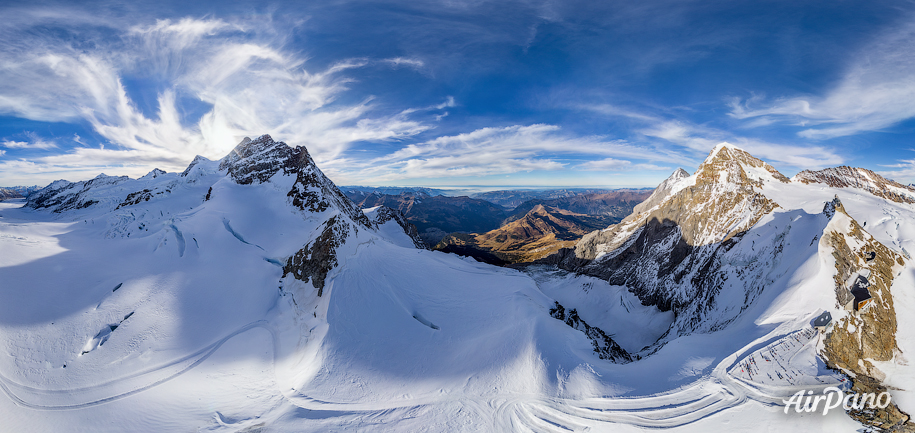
<box><xmin>1</xmin><ymin>138</ymin><xmax>915</xmax><ymax>432</ymax></box>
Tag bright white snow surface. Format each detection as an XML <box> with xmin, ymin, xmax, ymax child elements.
<box><xmin>0</xmin><ymin>163</ymin><xmax>911</xmax><ymax>432</ymax></box>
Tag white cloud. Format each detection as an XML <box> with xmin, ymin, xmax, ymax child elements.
<box><xmin>878</xmin><ymin>153</ymin><xmax>915</xmax><ymax>184</ymax></box>
<box><xmin>578</xmin><ymin>158</ymin><xmax>669</xmax><ymax>172</ymax></box>
<box><xmin>0</xmin><ymin>14</ymin><xmax>434</xmax><ymax>184</ymax></box>
<box><xmin>325</xmin><ymin>124</ymin><xmax>680</xmax><ymax>184</ymax></box>
<box><xmin>729</xmin><ymin>20</ymin><xmax>915</xmax><ymax>139</ymax></box>
<box><xmin>641</xmin><ymin>121</ymin><xmax>843</xmax><ymax>169</ymax></box>
<box><xmin>1</xmin><ymin>132</ymin><xmax>57</xmax><ymax>149</ymax></box>
<box><xmin>381</xmin><ymin>57</ymin><xmax>425</xmax><ymax>69</ymax></box>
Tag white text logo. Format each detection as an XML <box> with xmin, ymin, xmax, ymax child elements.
<box><xmin>782</xmin><ymin>387</ymin><xmax>891</xmax><ymax>415</ymax></box>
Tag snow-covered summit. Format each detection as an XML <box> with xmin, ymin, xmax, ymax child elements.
<box><xmin>631</xmin><ymin>167</ymin><xmax>690</xmax><ymax>215</ymax></box>
<box><xmin>139</xmin><ymin>168</ymin><xmax>166</xmax><ymax>181</ymax></box>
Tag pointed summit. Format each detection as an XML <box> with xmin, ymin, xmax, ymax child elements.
<box><xmin>632</xmin><ymin>167</ymin><xmax>691</xmax><ymax>215</ymax></box>
<box><xmin>696</xmin><ymin>143</ymin><xmax>789</xmax><ymax>187</ymax></box>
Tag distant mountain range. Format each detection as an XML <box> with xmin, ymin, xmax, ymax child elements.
<box><xmin>343</xmin><ymin>190</ymin><xmax>509</xmax><ymax>245</ymax></box>
<box><xmin>343</xmin><ymin>188</ymin><xmax>652</xmax><ymax>254</ymax></box>
<box><xmin>435</xmin><ymin>204</ymin><xmax>619</xmax><ymax>264</ymax></box>
<box><xmin>0</xmin><ymin>185</ymin><xmax>40</xmax><ymax>201</ymax></box>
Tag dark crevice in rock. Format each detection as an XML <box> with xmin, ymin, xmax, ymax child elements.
<box><xmin>550</xmin><ymin>301</ymin><xmax>633</xmax><ymax>363</ymax></box>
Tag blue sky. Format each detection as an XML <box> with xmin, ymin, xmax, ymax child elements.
<box><xmin>2</xmin><ymin>0</ymin><xmax>915</xmax><ymax>188</ymax></box>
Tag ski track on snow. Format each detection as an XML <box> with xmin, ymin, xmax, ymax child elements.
<box><xmin>0</xmin><ymin>320</ymin><xmax>274</xmax><ymax>411</ymax></box>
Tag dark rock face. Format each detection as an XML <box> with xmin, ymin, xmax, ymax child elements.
<box><xmin>283</xmin><ymin>216</ymin><xmax>351</xmax><ymax>296</ymax></box>
<box><xmin>219</xmin><ymin>135</ymin><xmax>296</xmax><ymax>185</ymax></box>
<box><xmin>0</xmin><ymin>188</ymin><xmax>23</xmax><ymax>201</ymax></box>
<box><xmin>116</xmin><ymin>189</ymin><xmax>153</xmax><ymax>209</ymax></box>
<box><xmin>549</xmin><ymin>302</ymin><xmax>633</xmax><ymax>363</ymax></box>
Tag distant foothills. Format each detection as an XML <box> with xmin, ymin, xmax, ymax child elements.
<box><xmin>342</xmin><ymin>186</ymin><xmax>652</xmax><ymax>264</ymax></box>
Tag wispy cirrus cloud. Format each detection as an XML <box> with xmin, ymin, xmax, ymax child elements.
<box><xmin>577</xmin><ymin>158</ymin><xmax>669</xmax><ymax>171</ymax></box>
<box><xmin>1</xmin><ymin>132</ymin><xmax>57</xmax><ymax>149</ymax></box>
<box><xmin>323</xmin><ymin>123</ymin><xmax>677</xmax><ymax>183</ymax></box>
<box><xmin>571</xmin><ymin>102</ymin><xmax>844</xmax><ymax>170</ymax></box>
<box><xmin>640</xmin><ymin>120</ymin><xmax>843</xmax><ymax>169</ymax></box>
<box><xmin>878</xmin><ymin>150</ymin><xmax>915</xmax><ymax>184</ymax></box>
<box><xmin>729</xmin><ymin>19</ymin><xmax>915</xmax><ymax>139</ymax></box>
<box><xmin>0</xmin><ymin>13</ymin><xmax>438</xmax><ymax>184</ymax></box>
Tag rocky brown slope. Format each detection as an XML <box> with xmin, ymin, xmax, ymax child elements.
<box><xmin>435</xmin><ymin>205</ymin><xmax>617</xmax><ymax>264</ymax></box>
<box><xmin>819</xmin><ymin>197</ymin><xmax>913</xmax><ymax>431</ymax></box>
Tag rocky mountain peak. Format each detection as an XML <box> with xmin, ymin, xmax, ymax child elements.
<box><xmin>794</xmin><ymin>166</ymin><xmax>915</xmax><ymax>204</ymax></box>
<box><xmin>695</xmin><ymin>143</ymin><xmax>789</xmax><ymax>187</ymax></box>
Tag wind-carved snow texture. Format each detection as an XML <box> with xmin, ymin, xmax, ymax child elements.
<box><xmin>4</xmin><ymin>139</ymin><xmax>915</xmax><ymax>432</ymax></box>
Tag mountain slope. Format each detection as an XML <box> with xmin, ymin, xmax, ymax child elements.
<box><xmin>436</xmin><ymin>204</ymin><xmax>618</xmax><ymax>264</ymax></box>
<box><xmin>504</xmin><ymin>189</ymin><xmax>651</xmax><ymax>225</ymax></box>
<box><xmin>549</xmin><ymin>144</ymin><xmax>789</xmax><ymax>336</ymax></box>
<box><xmin>345</xmin><ymin>190</ymin><xmax>508</xmax><ymax>245</ymax></box>
<box><xmin>0</xmin><ymin>187</ymin><xmax>22</xmax><ymax>201</ymax></box>
<box><xmin>794</xmin><ymin>166</ymin><xmax>915</xmax><ymax>204</ymax></box>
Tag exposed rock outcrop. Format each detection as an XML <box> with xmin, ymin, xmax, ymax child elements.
<box><xmin>550</xmin><ymin>301</ymin><xmax>633</xmax><ymax>363</ymax></box>
<box><xmin>818</xmin><ymin>197</ymin><xmax>913</xmax><ymax>431</ymax></box>
<box><xmin>283</xmin><ymin>216</ymin><xmax>352</xmax><ymax>297</ymax></box>
<box><xmin>367</xmin><ymin>206</ymin><xmax>427</xmax><ymax>249</ymax></box>
<box><xmin>795</xmin><ymin>166</ymin><xmax>915</xmax><ymax>204</ymax></box>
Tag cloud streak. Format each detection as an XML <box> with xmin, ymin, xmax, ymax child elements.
<box><xmin>729</xmin><ymin>19</ymin><xmax>915</xmax><ymax>139</ymax></box>
<box><xmin>0</xmin><ymin>13</ymin><xmax>436</xmax><ymax>184</ymax></box>
<box><xmin>324</xmin><ymin>124</ymin><xmax>676</xmax><ymax>184</ymax></box>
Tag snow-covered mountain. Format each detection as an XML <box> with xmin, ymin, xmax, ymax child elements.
<box><xmin>545</xmin><ymin>142</ymin><xmax>915</xmax><ymax>429</ymax></box>
<box><xmin>794</xmin><ymin>166</ymin><xmax>915</xmax><ymax>204</ymax></box>
<box><xmin>1</xmin><ymin>138</ymin><xmax>914</xmax><ymax>432</ymax></box>
<box><xmin>0</xmin><ymin>187</ymin><xmax>22</xmax><ymax>201</ymax></box>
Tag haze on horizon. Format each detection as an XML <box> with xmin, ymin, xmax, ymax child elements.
<box><xmin>2</xmin><ymin>0</ymin><xmax>915</xmax><ymax>189</ymax></box>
